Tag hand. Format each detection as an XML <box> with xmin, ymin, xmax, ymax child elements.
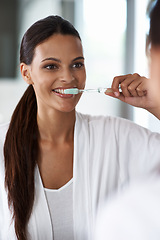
<box><xmin>105</xmin><ymin>73</ymin><xmax>160</xmax><ymax>120</ymax></box>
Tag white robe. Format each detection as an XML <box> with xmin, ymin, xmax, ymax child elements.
<box><xmin>1</xmin><ymin>112</ymin><xmax>160</xmax><ymax>240</ymax></box>
<box><xmin>94</xmin><ymin>175</ymin><xmax>160</xmax><ymax>240</ymax></box>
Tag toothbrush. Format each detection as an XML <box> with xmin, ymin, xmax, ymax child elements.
<box><xmin>57</xmin><ymin>87</ymin><xmax>121</xmax><ymax>95</ymax></box>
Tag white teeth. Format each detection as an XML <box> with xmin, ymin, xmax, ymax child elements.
<box><xmin>54</xmin><ymin>89</ymin><xmax>64</xmax><ymax>94</ymax></box>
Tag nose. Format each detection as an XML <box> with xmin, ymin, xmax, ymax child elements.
<box><xmin>59</xmin><ymin>67</ymin><xmax>75</xmax><ymax>83</ymax></box>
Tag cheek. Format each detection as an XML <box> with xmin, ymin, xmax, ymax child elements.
<box><xmin>79</xmin><ymin>70</ymin><xmax>86</xmax><ymax>88</ymax></box>
<box><xmin>149</xmin><ymin>58</ymin><xmax>160</xmax><ymax>99</ymax></box>
<box><xmin>31</xmin><ymin>71</ymin><xmax>52</xmax><ymax>88</ymax></box>
<box><xmin>150</xmin><ymin>49</ymin><xmax>160</xmax><ymax>80</ymax></box>
<box><xmin>150</xmin><ymin>58</ymin><xmax>160</xmax><ymax>82</ymax></box>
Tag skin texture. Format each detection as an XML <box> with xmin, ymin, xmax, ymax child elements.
<box><xmin>21</xmin><ymin>34</ymin><xmax>86</xmax><ymax>114</ymax></box>
<box><xmin>149</xmin><ymin>46</ymin><xmax>160</xmax><ymax>113</ymax></box>
<box><xmin>20</xmin><ymin>34</ymin><xmax>86</xmax><ymax>189</ymax></box>
<box><xmin>19</xmin><ymin>33</ymin><xmax>160</xmax><ymax>187</ymax></box>
<box><xmin>105</xmin><ymin>71</ymin><xmax>160</xmax><ymax>120</ymax></box>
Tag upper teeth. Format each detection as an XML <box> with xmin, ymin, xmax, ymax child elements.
<box><xmin>54</xmin><ymin>89</ymin><xmax>64</xmax><ymax>94</ymax></box>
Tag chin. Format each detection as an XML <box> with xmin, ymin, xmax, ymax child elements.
<box><xmin>57</xmin><ymin>106</ymin><xmax>76</xmax><ymax>113</ymax></box>
<box><xmin>56</xmin><ymin>100</ymin><xmax>79</xmax><ymax>113</ymax></box>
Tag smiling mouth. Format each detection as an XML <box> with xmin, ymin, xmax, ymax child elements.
<box><xmin>52</xmin><ymin>88</ymin><xmax>77</xmax><ymax>94</ymax></box>
<box><xmin>53</xmin><ymin>89</ymin><xmax>65</xmax><ymax>94</ymax></box>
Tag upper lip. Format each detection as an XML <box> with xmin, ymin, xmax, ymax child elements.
<box><xmin>52</xmin><ymin>86</ymin><xmax>77</xmax><ymax>94</ymax></box>
<box><xmin>52</xmin><ymin>86</ymin><xmax>77</xmax><ymax>91</ymax></box>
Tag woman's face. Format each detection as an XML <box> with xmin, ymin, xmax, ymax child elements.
<box><xmin>22</xmin><ymin>34</ymin><xmax>86</xmax><ymax>114</ymax></box>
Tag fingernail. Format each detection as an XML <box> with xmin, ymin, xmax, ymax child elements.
<box><xmin>114</xmin><ymin>92</ymin><xmax>119</xmax><ymax>97</ymax></box>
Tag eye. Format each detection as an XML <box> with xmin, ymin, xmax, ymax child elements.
<box><xmin>44</xmin><ymin>64</ymin><xmax>58</xmax><ymax>70</ymax></box>
<box><xmin>72</xmin><ymin>62</ymin><xmax>84</xmax><ymax>69</ymax></box>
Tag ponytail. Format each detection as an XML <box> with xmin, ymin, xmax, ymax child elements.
<box><xmin>4</xmin><ymin>14</ymin><xmax>82</xmax><ymax>240</ymax></box>
<box><xmin>4</xmin><ymin>85</ymin><xmax>39</xmax><ymax>240</ymax></box>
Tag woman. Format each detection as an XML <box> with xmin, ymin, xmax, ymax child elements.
<box><xmin>1</xmin><ymin>15</ymin><xmax>160</xmax><ymax>240</ymax></box>
<box><xmin>95</xmin><ymin>1</ymin><xmax>160</xmax><ymax>239</ymax></box>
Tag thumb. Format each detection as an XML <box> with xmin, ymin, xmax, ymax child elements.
<box><xmin>118</xmin><ymin>95</ymin><xmax>148</xmax><ymax>108</ymax></box>
<box><xmin>105</xmin><ymin>91</ymin><xmax>148</xmax><ymax>108</ymax></box>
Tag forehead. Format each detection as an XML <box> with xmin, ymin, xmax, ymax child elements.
<box><xmin>33</xmin><ymin>34</ymin><xmax>83</xmax><ymax>61</ymax></box>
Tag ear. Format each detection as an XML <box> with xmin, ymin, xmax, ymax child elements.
<box><xmin>20</xmin><ymin>63</ymin><xmax>33</xmax><ymax>85</ymax></box>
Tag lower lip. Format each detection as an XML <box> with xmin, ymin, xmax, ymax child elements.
<box><xmin>52</xmin><ymin>91</ymin><xmax>74</xmax><ymax>98</ymax></box>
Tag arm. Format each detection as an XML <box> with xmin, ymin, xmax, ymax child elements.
<box><xmin>105</xmin><ymin>73</ymin><xmax>160</xmax><ymax>120</ymax></box>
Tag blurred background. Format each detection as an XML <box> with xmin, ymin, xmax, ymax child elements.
<box><xmin>0</xmin><ymin>0</ymin><xmax>159</xmax><ymax>131</ymax></box>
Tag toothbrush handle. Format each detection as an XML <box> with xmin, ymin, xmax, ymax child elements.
<box><xmin>79</xmin><ymin>88</ymin><xmax>114</xmax><ymax>93</ymax></box>
<box><xmin>98</xmin><ymin>86</ymin><xmax>121</xmax><ymax>93</ymax></box>
<box><xmin>79</xmin><ymin>89</ymin><xmax>98</xmax><ymax>93</ymax></box>
<box><xmin>79</xmin><ymin>86</ymin><xmax>121</xmax><ymax>94</ymax></box>
<box><xmin>98</xmin><ymin>88</ymin><xmax>113</xmax><ymax>93</ymax></box>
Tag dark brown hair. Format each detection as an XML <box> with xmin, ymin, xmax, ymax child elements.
<box><xmin>146</xmin><ymin>0</ymin><xmax>160</xmax><ymax>53</ymax></box>
<box><xmin>4</xmin><ymin>15</ymin><xmax>81</xmax><ymax>240</ymax></box>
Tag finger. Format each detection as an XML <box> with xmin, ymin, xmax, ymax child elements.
<box><xmin>106</xmin><ymin>90</ymin><xmax>148</xmax><ymax>109</ymax></box>
<box><xmin>127</xmin><ymin>79</ymin><xmax>143</xmax><ymax>97</ymax></box>
<box><xmin>105</xmin><ymin>91</ymin><xmax>120</xmax><ymax>97</ymax></box>
<box><xmin>104</xmin><ymin>92</ymin><xmax>117</xmax><ymax>98</ymax></box>
<box><xmin>112</xmin><ymin>73</ymin><xmax>141</xmax><ymax>97</ymax></box>
<box><xmin>115</xmin><ymin>93</ymin><xmax>146</xmax><ymax>108</ymax></box>
<box><xmin>136</xmin><ymin>80</ymin><xmax>148</xmax><ymax>97</ymax></box>
<box><xmin>112</xmin><ymin>74</ymin><xmax>133</xmax><ymax>94</ymax></box>
<box><xmin>124</xmin><ymin>75</ymin><xmax>148</xmax><ymax>97</ymax></box>
<box><xmin>120</xmin><ymin>74</ymin><xmax>141</xmax><ymax>97</ymax></box>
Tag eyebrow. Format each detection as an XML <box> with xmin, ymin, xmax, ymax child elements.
<box><xmin>41</xmin><ymin>56</ymin><xmax>85</xmax><ymax>63</ymax></box>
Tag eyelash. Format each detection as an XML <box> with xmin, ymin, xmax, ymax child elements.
<box><xmin>43</xmin><ymin>64</ymin><xmax>58</xmax><ymax>70</ymax></box>
<box><xmin>43</xmin><ymin>62</ymin><xmax>84</xmax><ymax>71</ymax></box>
<box><xmin>72</xmin><ymin>62</ymin><xmax>84</xmax><ymax>69</ymax></box>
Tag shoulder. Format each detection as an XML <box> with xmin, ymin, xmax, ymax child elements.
<box><xmin>76</xmin><ymin>111</ymin><xmax>142</xmax><ymax>126</ymax></box>
<box><xmin>76</xmin><ymin>111</ymin><xmax>152</xmax><ymax>134</ymax></box>
<box><xmin>95</xmin><ymin>175</ymin><xmax>160</xmax><ymax>240</ymax></box>
<box><xmin>76</xmin><ymin>111</ymin><xmax>121</xmax><ymax>125</ymax></box>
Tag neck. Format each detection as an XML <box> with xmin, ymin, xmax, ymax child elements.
<box><xmin>37</xmin><ymin>109</ymin><xmax>76</xmax><ymax>143</ymax></box>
